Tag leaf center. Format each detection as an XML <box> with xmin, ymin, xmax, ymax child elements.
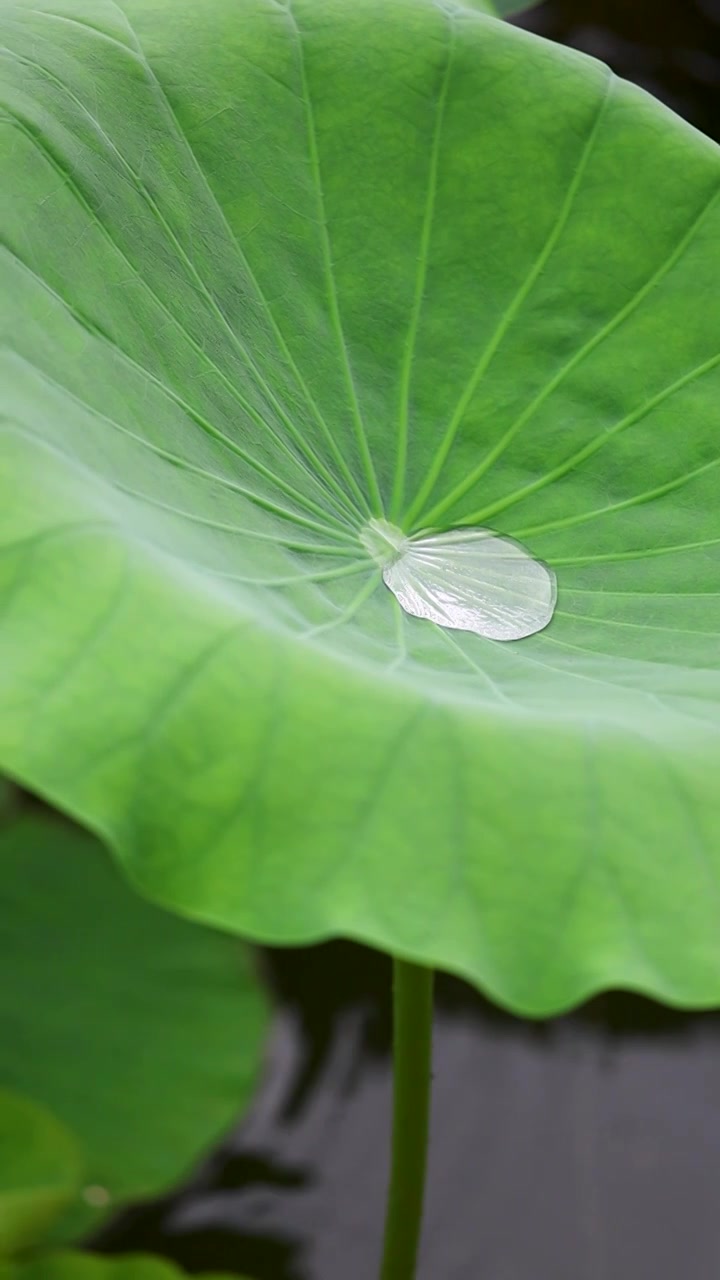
<box><xmin>359</xmin><ymin>518</ymin><xmax>409</xmax><ymax>568</ymax></box>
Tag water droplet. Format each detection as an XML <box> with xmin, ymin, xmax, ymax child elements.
<box><xmin>360</xmin><ymin>518</ymin><xmax>556</xmax><ymax>641</ymax></box>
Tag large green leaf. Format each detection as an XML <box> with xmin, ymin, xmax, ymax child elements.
<box><xmin>0</xmin><ymin>1091</ymin><xmax>83</xmax><ymax>1257</ymax></box>
<box><xmin>0</xmin><ymin>815</ymin><xmax>268</xmax><ymax>1230</ymax></box>
<box><xmin>1</xmin><ymin>0</ymin><xmax>720</xmax><ymax>1015</ymax></box>
<box><xmin>0</xmin><ymin>1252</ymin><xmax>242</xmax><ymax>1280</ymax></box>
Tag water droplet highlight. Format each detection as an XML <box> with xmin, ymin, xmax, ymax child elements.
<box><xmin>360</xmin><ymin>518</ymin><xmax>556</xmax><ymax>641</ymax></box>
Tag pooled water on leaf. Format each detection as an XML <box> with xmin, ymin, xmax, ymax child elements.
<box><xmin>360</xmin><ymin>519</ymin><xmax>556</xmax><ymax>641</ymax></box>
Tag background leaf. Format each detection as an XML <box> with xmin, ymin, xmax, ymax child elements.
<box><xmin>468</xmin><ymin>0</ymin><xmax>541</xmax><ymax>14</ymax></box>
<box><xmin>0</xmin><ymin>782</ymin><xmax>14</xmax><ymax>821</ymax></box>
<box><xmin>0</xmin><ymin>1091</ymin><xmax>83</xmax><ymax>1257</ymax></box>
<box><xmin>0</xmin><ymin>1250</ymin><xmax>244</xmax><ymax>1280</ymax></box>
<box><xmin>0</xmin><ymin>814</ymin><xmax>268</xmax><ymax>1235</ymax></box>
<box><xmin>1</xmin><ymin>0</ymin><xmax>720</xmax><ymax>1014</ymax></box>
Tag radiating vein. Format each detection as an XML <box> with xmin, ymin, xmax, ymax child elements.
<box><xmin>4</xmin><ymin>248</ymin><xmax>360</xmax><ymax>540</ymax></box>
<box><xmin>197</xmin><ymin>561</ymin><xmax>369</xmax><ymax>588</ymax></box>
<box><xmin>1</xmin><ymin>112</ymin><xmax>358</xmax><ymax>532</ymax></box>
<box><xmin>113</xmin><ymin>486</ymin><xmax>359</xmax><ymax>555</ymax></box>
<box><xmin>565</xmin><ymin>588</ymin><xmax>720</xmax><ymax>599</ymax></box>
<box><xmin>0</xmin><ymin>517</ymin><xmax>111</xmax><ymax>560</ymax></box>
<box><xmin>4</xmin><ymin>403</ymin><xmax>354</xmax><ymax>544</ymax></box>
<box><xmin>551</xmin><ymin>535</ymin><xmax>720</xmax><ymax>566</ymax></box>
<box><xmin>511</xmin><ymin>453</ymin><xmax>720</xmax><ymax>540</ymax></box>
<box><xmin>387</xmin><ymin>597</ymin><xmax>408</xmax><ymax>672</ymax></box>
<box><xmin>114</xmin><ymin>0</ymin><xmax>373</xmax><ymax>515</ymax></box>
<box><xmin>503</xmin><ymin>635</ymin><xmax>639</xmax><ymax>696</ymax></box>
<box><xmin>390</xmin><ymin>15</ymin><xmax>455</xmax><ymax>519</ymax></box>
<box><xmin>286</xmin><ymin>0</ymin><xmax>384</xmax><ymax>514</ymax></box>
<box><xmin>420</xmin><ymin>178</ymin><xmax>720</xmax><ymax>530</ymax></box>
<box><xmin>0</xmin><ymin>517</ymin><xmax>115</xmax><ymax>625</ymax></box>
<box><xmin>556</xmin><ymin>609</ymin><xmax>718</xmax><ymax>638</ymax></box>
<box><xmin>438</xmin><ymin>629</ymin><xmax>515</xmax><ymax>704</ymax></box>
<box><xmin>25</xmin><ymin>564</ymin><xmax>131</xmax><ymax>716</ymax></box>
<box><xmin>404</xmin><ymin>70</ymin><xmax>614</xmax><ymax>527</ymax></box>
<box><xmin>460</xmin><ymin>349</ymin><xmax>720</xmax><ymax>527</ymax></box>
<box><xmin>302</xmin><ymin>570</ymin><xmax>381</xmax><ymax>638</ymax></box>
<box><xmin>2</xmin><ymin>10</ymin><xmax>366</xmax><ymax>519</ymax></box>
<box><xmin>13</xmin><ymin>8</ymin><xmax>134</xmax><ymax>52</ymax></box>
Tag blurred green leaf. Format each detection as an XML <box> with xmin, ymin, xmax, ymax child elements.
<box><xmin>0</xmin><ymin>1090</ymin><xmax>83</xmax><ymax>1257</ymax></box>
<box><xmin>467</xmin><ymin>0</ymin><xmax>542</xmax><ymax>14</ymax></box>
<box><xmin>0</xmin><ymin>816</ymin><xmax>268</xmax><ymax>1237</ymax></box>
<box><xmin>0</xmin><ymin>1250</ymin><xmax>246</xmax><ymax>1280</ymax></box>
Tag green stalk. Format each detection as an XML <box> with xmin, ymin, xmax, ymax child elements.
<box><xmin>379</xmin><ymin>958</ymin><xmax>435</xmax><ymax>1280</ymax></box>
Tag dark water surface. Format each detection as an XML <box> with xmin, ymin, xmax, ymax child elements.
<box><xmin>94</xmin><ymin>2</ymin><xmax>720</xmax><ymax>1277</ymax></box>
<box><xmin>97</xmin><ymin>947</ymin><xmax>720</xmax><ymax>1280</ymax></box>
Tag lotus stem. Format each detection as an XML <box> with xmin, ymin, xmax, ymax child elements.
<box><xmin>379</xmin><ymin>957</ymin><xmax>435</xmax><ymax>1280</ymax></box>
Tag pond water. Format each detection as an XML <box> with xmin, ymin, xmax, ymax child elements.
<box><xmin>95</xmin><ymin>941</ymin><xmax>720</xmax><ymax>1280</ymax></box>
